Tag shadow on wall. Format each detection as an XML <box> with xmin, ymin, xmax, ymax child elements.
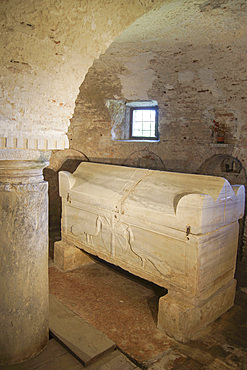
<box><xmin>44</xmin><ymin>149</ymin><xmax>88</xmax><ymax>258</ymax></box>
<box><xmin>197</xmin><ymin>154</ymin><xmax>247</xmax><ymax>261</ymax></box>
<box><xmin>122</xmin><ymin>149</ymin><xmax>166</xmax><ymax>170</ymax></box>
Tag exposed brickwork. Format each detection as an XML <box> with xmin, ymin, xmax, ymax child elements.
<box><xmin>68</xmin><ymin>0</ymin><xmax>247</xmax><ymax>256</ymax></box>
<box><xmin>69</xmin><ymin>0</ymin><xmax>247</xmax><ymax>174</ymax></box>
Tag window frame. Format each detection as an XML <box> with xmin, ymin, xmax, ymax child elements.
<box><xmin>129</xmin><ymin>106</ymin><xmax>159</xmax><ymax>141</ymax></box>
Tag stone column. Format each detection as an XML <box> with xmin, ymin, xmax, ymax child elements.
<box><xmin>0</xmin><ymin>150</ymin><xmax>50</xmax><ymax>364</ymax></box>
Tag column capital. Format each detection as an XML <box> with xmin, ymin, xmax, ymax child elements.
<box><xmin>0</xmin><ymin>150</ymin><xmax>51</xmax><ymax>183</ymax></box>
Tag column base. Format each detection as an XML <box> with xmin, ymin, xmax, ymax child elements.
<box><xmin>157</xmin><ymin>279</ymin><xmax>236</xmax><ymax>342</ymax></box>
<box><xmin>54</xmin><ymin>241</ymin><xmax>95</xmax><ymax>271</ymax></box>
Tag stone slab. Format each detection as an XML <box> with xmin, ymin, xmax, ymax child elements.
<box><xmin>49</xmin><ymin>294</ymin><xmax>115</xmax><ymax>366</ymax></box>
<box><xmin>86</xmin><ymin>349</ymin><xmax>137</xmax><ymax>370</ymax></box>
<box><xmin>0</xmin><ymin>339</ymin><xmax>83</xmax><ymax>369</ymax></box>
<box><xmin>32</xmin><ymin>352</ymin><xmax>84</xmax><ymax>370</ymax></box>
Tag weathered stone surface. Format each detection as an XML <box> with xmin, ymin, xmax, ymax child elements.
<box><xmin>0</xmin><ymin>0</ymin><xmax>163</xmax><ymax>149</ymax></box>
<box><xmin>57</xmin><ymin>162</ymin><xmax>245</xmax><ymax>342</ymax></box>
<box><xmin>158</xmin><ymin>279</ymin><xmax>237</xmax><ymax>343</ymax></box>
<box><xmin>49</xmin><ymin>256</ymin><xmax>247</xmax><ymax>367</ymax></box>
<box><xmin>66</xmin><ymin>0</ymin><xmax>247</xmax><ymax>255</ymax></box>
<box><xmin>69</xmin><ymin>0</ymin><xmax>247</xmax><ymax>173</ymax></box>
<box><xmin>0</xmin><ymin>159</ymin><xmax>49</xmax><ymax>364</ymax></box>
<box><xmin>145</xmin><ymin>349</ymin><xmax>189</xmax><ymax>370</ymax></box>
<box><xmin>49</xmin><ymin>294</ymin><xmax>115</xmax><ymax>366</ymax></box>
<box><xmin>86</xmin><ymin>350</ymin><xmax>137</xmax><ymax>370</ymax></box>
<box><xmin>54</xmin><ymin>240</ymin><xmax>95</xmax><ymax>271</ymax></box>
<box><xmin>0</xmin><ymin>0</ymin><xmax>246</xmax><ymax>365</ymax></box>
<box><xmin>0</xmin><ymin>339</ymin><xmax>84</xmax><ymax>370</ymax></box>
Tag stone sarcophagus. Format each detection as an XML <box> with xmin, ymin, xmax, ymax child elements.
<box><xmin>55</xmin><ymin>162</ymin><xmax>245</xmax><ymax>342</ymax></box>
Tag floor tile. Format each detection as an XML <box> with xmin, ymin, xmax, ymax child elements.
<box><xmin>49</xmin><ymin>294</ymin><xmax>115</xmax><ymax>366</ymax></box>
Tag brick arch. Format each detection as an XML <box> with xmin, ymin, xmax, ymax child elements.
<box><xmin>48</xmin><ymin>149</ymin><xmax>89</xmax><ymax>172</ymax></box>
<box><xmin>197</xmin><ymin>154</ymin><xmax>246</xmax><ymax>180</ymax></box>
<box><xmin>122</xmin><ymin>149</ymin><xmax>166</xmax><ymax>170</ymax></box>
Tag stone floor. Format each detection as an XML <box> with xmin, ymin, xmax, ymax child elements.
<box><xmin>1</xmin><ymin>257</ymin><xmax>247</xmax><ymax>369</ymax></box>
<box><xmin>49</xmin><ymin>257</ymin><xmax>247</xmax><ymax>369</ymax></box>
<box><xmin>0</xmin><ymin>292</ymin><xmax>137</xmax><ymax>370</ymax></box>
<box><xmin>0</xmin><ymin>338</ymin><xmax>137</xmax><ymax>370</ymax></box>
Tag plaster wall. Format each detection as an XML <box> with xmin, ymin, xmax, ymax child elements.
<box><xmin>0</xmin><ymin>0</ymin><xmax>163</xmax><ymax>150</ymax></box>
<box><xmin>69</xmin><ymin>0</ymin><xmax>247</xmax><ymax>175</ymax></box>
<box><xmin>65</xmin><ymin>0</ymin><xmax>247</xmax><ymax>256</ymax></box>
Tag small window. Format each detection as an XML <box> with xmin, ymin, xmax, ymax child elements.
<box><xmin>107</xmin><ymin>99</ymin><xmax>159</xmax><ymax>141</ymax></box>
<box><xmin>130</xmin><ymin>107</ymin><xmax>158</xmax><ymax>140</ymax></box>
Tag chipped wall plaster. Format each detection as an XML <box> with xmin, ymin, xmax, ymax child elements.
<box><xmin>0</xmin><ymin>0</ymin><xmax>164</xmax><ymax>149</ymax></box>
<box><xmin>119</xmin><ymin>52</ymin><xmax>156</xmax><ymax>100</ymax></box>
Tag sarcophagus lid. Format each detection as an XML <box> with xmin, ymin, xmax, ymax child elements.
<box><xmin>59</xmin><ymin>163</ymin><xmax>244</xmax><ymax>235</ymax></box>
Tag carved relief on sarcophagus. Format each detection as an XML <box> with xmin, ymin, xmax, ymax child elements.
<box><xmin>55</xmin><ymin>162</ymin><xmax>245</xmax><ymax>342</ymax></box>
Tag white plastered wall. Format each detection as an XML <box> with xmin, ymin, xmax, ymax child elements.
<box><xmin>0</xmin><ymin>0</ymin><xmax>164</xmax><ymax>151</ymax></box>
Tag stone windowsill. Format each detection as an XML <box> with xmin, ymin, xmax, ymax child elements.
<box><xmin>210</xmin><ymin>143</ymin><xmax>229</xmax><ymax>147</ymax></box>
<box><xmin>113</xmin><ymin>139</ymin><xmax>160</xmax><ymax>143</ymax></box>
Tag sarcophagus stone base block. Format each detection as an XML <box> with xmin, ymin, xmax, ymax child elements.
<box><xmin>54</xmin><ymin>240</ymin><xmax>95</xmax><ymax>271</ymax></box>
<box><xmin>158</xmin><ymin>279</ymin><xmax>236</xmax><ymax>342</ymax></box>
